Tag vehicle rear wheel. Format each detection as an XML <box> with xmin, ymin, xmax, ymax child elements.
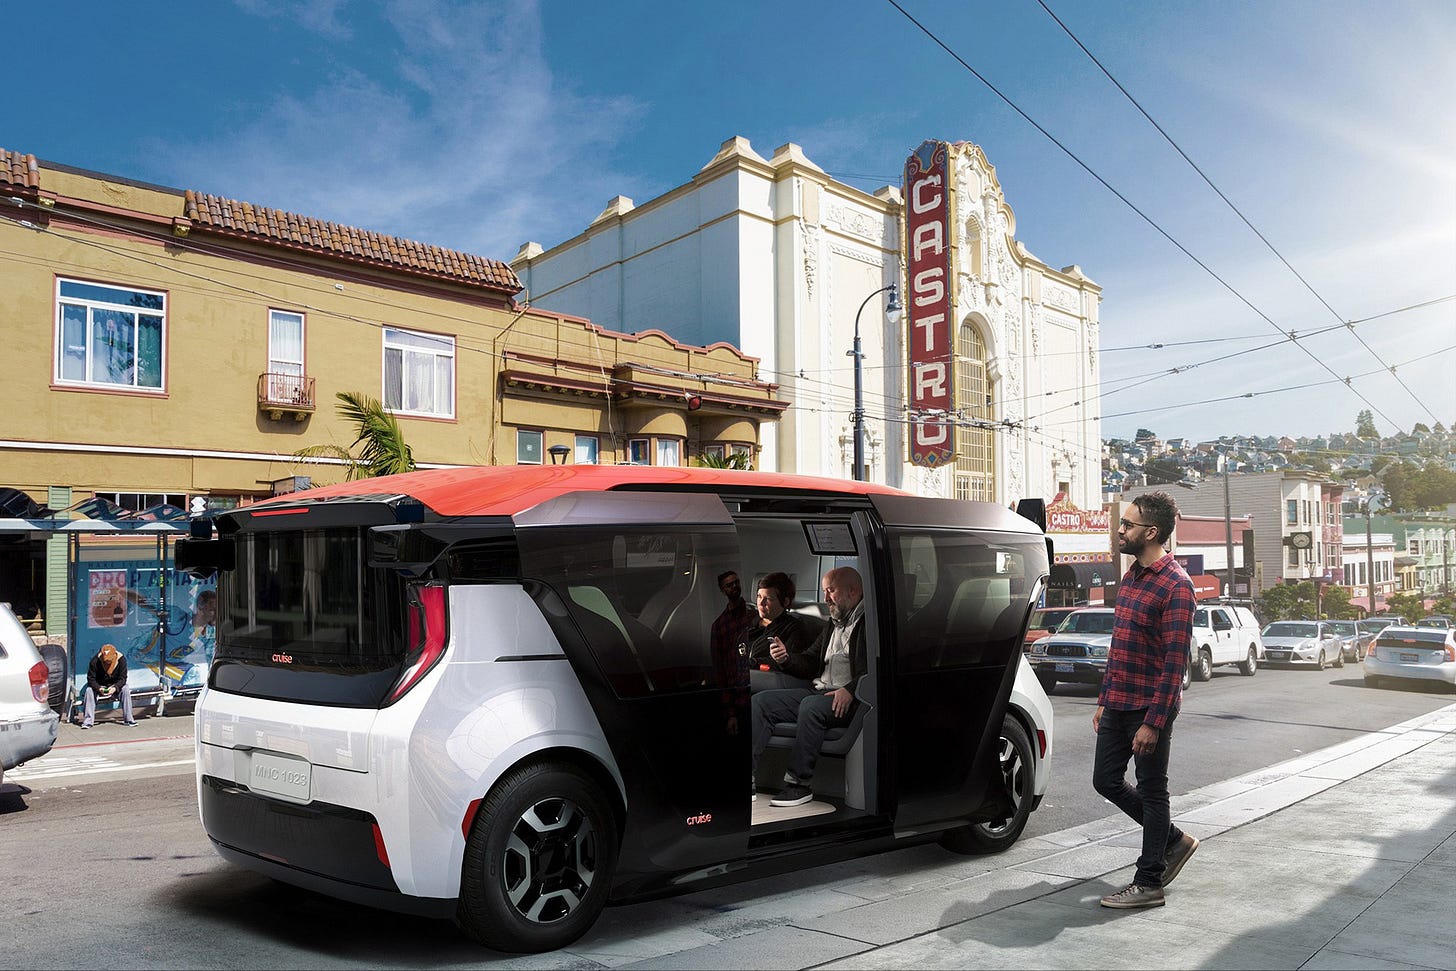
<box><xmin>1238</xmin><ymin>646</ymin><xmax>1257</xmax><ymax>676</ymax></box>
<box><xmin>456</xmin><ymin>761</ymin><xmax>618</xmax><ymax>953</ymax></box>
<box><xmin>1035</xmin><ymin>673</ymin><xmax>1057</xmax><ymax>695</ymax></box>
<box><xmin>940</xmin><ymin>715</ymin><xmax>1035</xmax><ymax>855</ymax></box>
<box><xmin>1194</xmin><ymin>649</ymin><xmax>1213</xmax><ymax>682</ymax></box>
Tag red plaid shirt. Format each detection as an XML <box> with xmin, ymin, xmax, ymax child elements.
<box><xmin>1098</xmin><ymin>553</ymin><xmax>1194</xmax><ymax>730</ymax></box>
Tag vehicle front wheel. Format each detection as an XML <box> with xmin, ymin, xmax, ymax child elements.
<box><xmin>1194</xmin><ymin>648</ymin><xmax>1213</xmax><ymax>682</ymax></box>
<box><xmin>1334</xmin><ymin>649</ymin><xmax>1345</xmax><ymax>669</ymax></box>
<box><xmin>1238</xmin><ymin>647</ymin><xmax>1257</xmax><ymax>676</ymax></box>
<box><xmin>1317</xmin><ymin>649</ymin><xmax>1327</xmax><ymax>670</ymax></box>
<box><xmin>1181</xmin><ymin>661</ymin><xmax>1191</xmax><ymax>691</ymax></box>
<box><xmin>456</xmin><ymin>762</ymin><xmax>619</xmax><ymax>953</ymax></box>
<box><xmin>940</xmin><ymin>715</ymin><xmax>1035</xmax><ymax>855</ymax></box>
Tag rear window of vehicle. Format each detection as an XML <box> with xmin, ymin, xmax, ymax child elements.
<box><xmin>1375</xmin><ymin>630</ymin><xmax>1448</xmax><ymax>647</ymax></box>
<box><xmin>1264</xmin><ymin>622</ymin><xmax>1317</xmax><ymax>638</ymax></box>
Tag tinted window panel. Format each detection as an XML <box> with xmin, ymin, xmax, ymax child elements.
<box><xmin>518</xmin><ymin>526</ymin><xmax>737</xmax><ymax>698</ymax></box>
<box><xmin>889</xmin><ymin>528</ymin><xmax>1038</xmax><ymax>672</ymax></box>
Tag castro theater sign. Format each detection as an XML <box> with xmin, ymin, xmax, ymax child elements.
<box><xmin>905</xmin><ymin>140</ymin><xmax>954</xmax><ymax>468</ymax></box>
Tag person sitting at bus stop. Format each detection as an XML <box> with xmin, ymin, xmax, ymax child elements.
<box><xmin>745</xmin><ymin>571</ymin><xmax>817</xmax><ymax>680</ymax></box>
<box><xmin>750</xmin><ymin>567</ymin><xmax>866</xmax><ymax>806</ymax></box>
<box><xmin>82</xmin><ymin>643</ymin><xmax>136</xmax><ymax>728</ymax></box>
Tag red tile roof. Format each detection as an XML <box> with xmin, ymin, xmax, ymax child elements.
<box><xmin>182</xmin><ymin>191</ymin><xmax>521</xmax><ymax>295</ymax></box>
<box><xmin>0</xmin><ymin>146</ymin><xmax>521</xmax><ymax>296</ymax></box>
<box><xmin>0</xmin><ymin>149</ymin><xmax>41</xmax><ymax>191</ymax></box>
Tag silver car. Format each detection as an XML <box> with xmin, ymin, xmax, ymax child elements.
<box><xmin>0</xmin><ymin>602</ymin><xmax>60</xmax><ymax>786</ymax></box>
<box><xmin>1260</xmin><ymin>620</ymin><xmax>1347</xmax><ymax>669</ymax></box>
<box><xmin>1325</xmin><ymin>620</ymin><xmax>1366</xmax><ymax>662</ymax></box>
<box><xmin>1029</xmin><ymin>607</ymin><xmax>1116</xmax><ymax>693</ymax></box>
<box><xmin>1365</xmin><ymin>626</ymin><xmax>1456</xmax><ymax>690</ymax></box>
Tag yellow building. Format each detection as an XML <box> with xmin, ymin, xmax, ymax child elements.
<box><xmin>0</xmin><ymin>148</ymin><xmax>786</xmax><ymax>625</ymax></box>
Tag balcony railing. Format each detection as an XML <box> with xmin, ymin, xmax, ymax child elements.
<box><xmin>258</xmin><ymin>372</ymin><xmax>316</xmax><ymax>421</ymax></box>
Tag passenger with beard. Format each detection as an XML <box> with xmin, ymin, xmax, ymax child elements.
<box><xmin>749</xmin><ymin>567</ymin><xmax>866</xmax><ymax>806</ymax></box>
<box><xmin>1094</xmin><ymin>492</ymin><xmax>1198</xmax><ymax>910</ymax></box>
<box><xmin>745</xmin><ymin>572</ymin><xmax>816</xmax><ymax>682</ymax></box>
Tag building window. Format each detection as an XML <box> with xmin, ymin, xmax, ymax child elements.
<box><xmin>1287</xmin><ymin>545</ymin><xmax>1299</xmax><ymax>568</ymax></box>
<box><xmin>383</xmin><ymin>327</ymin><xmax>454</xmax><ymax>418</ymax></box>
<box><xmin>92</xmin><ymin>492</ymin><xmax>188</xmax><ymax>514</ymax></box>
<box><xmin>953</xmin><ymin>321</ymin><xmax>994</xmax><ymax>500</ymax></box>
<box><xmin>702</xmin><ymin>444</ymin><xmax>726</xmax><ymax>463</ymax></box>
<box><xmin>628</xmin><ymin>439</ymin><xmax>650</xmax><ymax>465</ymax></box>
<box><xmin>656</xmin><ymin>439</ymin><xmax>681</xmax><ymax>467</ymax></box>
<box><xmin>1286</xmin><ymin>499</ymin><xmax>1298</xmax><ymax>525</ymax></box>
<box><xmin>575</xmin><ymin>435</ymin><xmax>599</xmax><ymax>464</ymax></box>
<box><xmin>516</xmin><ymin>429</ymin><xmax>543</xmax><ymax>465</ymax></box>
<box><xmin>56</xmin><ymin>278</ymin><xmax>166</xmax><ymax>391</ymax></box>
<box><xmin>267</xmin><ymin>310</ymin><xmax>305</xmax><ymax>402</ymax></box>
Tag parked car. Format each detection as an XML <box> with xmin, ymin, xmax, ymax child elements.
<box><xmin>1188</xmin><ymin>604</ymin><xmax>1264</xmax><ymax>679</ymax></box>
<box><xmin>1022</xmin><ymin>605</ymin><xmax>1082</xmax><ymax>654</ymax></box>
<box><xmin>1365</xmin><ymin>626</ymin><xmax>1456</xmax><ymax>691</ymax></box>
<box><xmin>1414</xmin><ymin>616</ymin><xmax>1452</xmax><ymax>630</ymax></box>
<box><xmin>1325</xmin><ymin>619</ymin><xmax>1366</xmax><ymax>662</ymax></box>
<box><xmin>1357</xmin><ymin>617</ymin><xmax>1404</xmax><ymax>644</ymax></box>
<box><xmin>1261</xmin><ymin>620</ymin><xmax>1346</xmax><ymax>669</ymax></box>
<box><xmin>0</xmin><ymin>601</ymin><xmax>60</xmax><ymax>786</ymax></box>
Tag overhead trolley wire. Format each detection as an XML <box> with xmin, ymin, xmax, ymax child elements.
<box><xmin>884</xmin><ymin>0</ymin><xmax>1406</xmax><ymax>433</ymax></box>
<box><xmin>1033</xmin><ymin>0</ymin><xmax>1445</xmax><ymax>427</ymax></box>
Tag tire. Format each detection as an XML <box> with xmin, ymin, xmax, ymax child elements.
<box><xmin>1181</xmin><ymin>660</ymin><xmax>1191</xmax><ymax>691</ymax></box>
<box><xmin>1317</xmin><ymin>649</ymin><xmax>1327</xmax><ymax>670</ymax></box>
<box><xmin>1035</xmin><ymin>673</ymin><xmax>1057</xmax><ymax>695</ymax></box>
<box><xmin>1334</xmin><ymin>649</ymin><xmax>1345</xmax><ymax>669</ymax></box>
<box><xmin>1194</xmin><ymin>648</ymin><xmax>1213</xmax><ymax>683</ymax></box>
<box><xmin>940</xmin><ymin>715</ymin><xmax>1036</xmax><ymax>855</ymax></box>
<box><xmin>456</xmin><ymin>762</ymin><xmax>619</xmax><ymax>953</ymax></box>
<box><xmin>1238</xmin><ymin>646</ymin><xmax>1258</xmax><ymax>676</ymax></box>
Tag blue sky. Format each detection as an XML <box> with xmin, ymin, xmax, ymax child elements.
<box><xmin>8</xmin><ymin>0</ymin><xmax>1453</xmax><ymax>445</ymax></box>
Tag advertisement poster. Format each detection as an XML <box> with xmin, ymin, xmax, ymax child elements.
<box><xmin>71</xmin><ymin>555</ymin><xmax>216</xmax><ymax>709</ymax></box>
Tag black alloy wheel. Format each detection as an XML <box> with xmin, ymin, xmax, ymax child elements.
<box><xmin>457</xmin><ymin>762</ymin><xmax>618</xmax><ymax>953</ymax></box>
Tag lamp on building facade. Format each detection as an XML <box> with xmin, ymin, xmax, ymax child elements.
<box><xmin>849</xmin><ymin>283</ymin><xmax>902</xmax><ymax>482</ymax></box>
<box><xmin>548</xmin><ymin>444</ymin><xmax>571</xmax><ymax>465</ymax></box>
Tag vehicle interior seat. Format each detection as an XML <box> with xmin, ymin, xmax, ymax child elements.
<box><xmin>567</xmin><ymin>584</ymin><xmax>671</xmax><ymax>694</ymax></box>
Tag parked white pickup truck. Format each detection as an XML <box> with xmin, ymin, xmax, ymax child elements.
<box><xmin>1189</xmin><ymin>604</ymin><xmax>1264</xmax><ymax>680</ymax></box>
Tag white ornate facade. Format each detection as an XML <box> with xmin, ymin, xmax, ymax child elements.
<box><xmin>511</xmin><ymin>136</ymin><xmax>1102</xmax><ymax>511</ymax></box>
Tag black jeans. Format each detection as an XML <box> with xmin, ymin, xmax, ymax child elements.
<box><xmin>751</xmin><ymin>687</ymin><xmax>854</xmax><ymax>785</ymax></box>
<box><xmin>1092</xmin><ymin>706</ymin><xmax>1186</xmax><ymax>888</ymax></box>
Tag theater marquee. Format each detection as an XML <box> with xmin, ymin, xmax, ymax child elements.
<box><xmin>904</xmin><ymin>140</ymin><xmax>955</xmax><ymax>468</ymax></box>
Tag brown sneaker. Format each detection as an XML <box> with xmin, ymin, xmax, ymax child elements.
<box><xmin>1163</xmin><ymin>833</ymin><xmax>1200</xmax><ymax>887</ymax></box>
<box><xmin>1100</xmin><ymin>883</ymin><xmax>1165</xmax><ymax>909</ymax></box>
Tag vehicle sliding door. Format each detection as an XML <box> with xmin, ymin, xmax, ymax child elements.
<box><xmin>872</xmin><ymin>495</ymin><xmax>1047</xmax><ymax>831</ymax></box>
<box><xmin>514</xmin><ymin>491</ymin><xmax>748</xmax><ymax>890</ymax></box>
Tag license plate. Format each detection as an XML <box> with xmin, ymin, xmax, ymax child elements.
<box><xmin>249</xmin><ymin>752</ymin><xmax>312</xmax><ymax>803</ymax></box>
<box><xmin>1400</xmin><ymin>653</ymin><xmax>1419</xmax><ymax>662</ymax></box>
<box><xmin>1055</xmin><ymin>662</ymin><xmax>1074</xmax><ymax>672</ymax></box>
<box><xmin>1268</xmin><ymin>651</ymin><xmax>1287</xmax><ymax>660</ymax></box>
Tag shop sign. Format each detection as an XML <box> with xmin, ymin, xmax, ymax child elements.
<box><xmin>905</xmin><ymin>140</ymin><xmax>954</xmax><ymax>468</ymax></box>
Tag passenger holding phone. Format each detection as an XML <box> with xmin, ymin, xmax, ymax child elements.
<box><xmin>746</xmin><ymin>572</ymin><xmax>815</xmax><ymax>672</ymax></box>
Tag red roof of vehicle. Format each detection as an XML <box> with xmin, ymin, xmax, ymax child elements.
<box><xmin>255</xmin><ymin>465</ymin><xmax>910</xmax><ymax>518</ymax></box>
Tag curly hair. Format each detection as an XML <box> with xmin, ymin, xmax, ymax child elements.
<box><xmin>1132</xmin><ymin>491</ymin><xmax>1179</xmax><ymax>545</ymax></box>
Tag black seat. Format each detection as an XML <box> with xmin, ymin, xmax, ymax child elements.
<box><xmin>766</xmin><ymin>700</ymin><xmax>870</xmax><ymax>757</ymax></box>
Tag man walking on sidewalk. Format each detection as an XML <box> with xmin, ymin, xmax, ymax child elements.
<box><xmin>1094</xmin><ymin>492</ymin><xmax>1199</xmax><ymax>909</ymax></box>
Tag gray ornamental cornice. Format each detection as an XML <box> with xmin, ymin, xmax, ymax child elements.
<box><xmin>823</xmin><ymin>201</ymin><xmax>886</xmax><ymax>245</ymax></box>
<box><xmin>828</xmin><ymin>242</ymin><xmax>885</xmax><ymax>268</ymax></box>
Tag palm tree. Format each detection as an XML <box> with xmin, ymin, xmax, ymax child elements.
<box><xmin>294</xmin><ymin>391</ymin><xmax>416</xmax><ymax>480</ymax></box>
<box><xmin>697</xmin><ymin>450</ymin><xmax>753</xmax><ymax>471</ymax></box>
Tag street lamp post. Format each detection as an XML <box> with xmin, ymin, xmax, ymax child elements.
<box><xmin>849</xmin><ymin>283</ymin><xmax>902</xmax><ymax>482</ymax></box>
<box><xmin>1363</xmin><ymin>493</ymin><xmax>1382</xmax><ymax>618</ymax></box>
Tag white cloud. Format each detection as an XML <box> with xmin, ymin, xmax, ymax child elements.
<box><xmin>163</xmin><ymin>0</ymin><xmax>645</xmax><ymax>262</ymax></box>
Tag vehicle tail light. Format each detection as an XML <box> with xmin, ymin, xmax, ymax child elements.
<box><xmin>386</xmin><ymin>584</ymin><xmax>448</xmax><ymax>704</ymax></box>
<box><xmin>28</xmin><ymin>660</ymin><xmax>49</xmax><ymax>705</ymax></box>
<box><xmin>1445</xmin><ymin>645</ymin><xmax>1455</xmax><ymax>663</ymax></box>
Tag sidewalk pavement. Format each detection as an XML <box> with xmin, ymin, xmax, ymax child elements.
<box><xmin>26</xmin><ymin>702</ymin><xmax>1456</xmax><ymax>970</ymax></box>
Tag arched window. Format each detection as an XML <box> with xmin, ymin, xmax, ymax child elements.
<box><xmin>955</xmin><ymin>321</ymin><xmax>995</xmax><ymax>500</ymax></box>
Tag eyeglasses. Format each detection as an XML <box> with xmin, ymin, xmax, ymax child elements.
<box><xmin>1118</xmin><ymin>518</ymin><xmax>1153</xmax><ymax>530</ymax></box>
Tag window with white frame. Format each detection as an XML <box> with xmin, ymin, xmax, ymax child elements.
<box><xmin>56</xmin><ymin>278</ymin><xmax>166</xmax><ymax>391</ymax></box>
<box><xmin>267</xmin><ymin>310</ymin><xmax>305</xmax><ymax>402</ymax></box>
<box><xmin>383</xmin><ymin>327</ymin><xmax>454</xmax><ymax>417</ymax></box>
<box><xmin>574</xmin><ymin>435</ymin><xmax>599</xmax><ymax>464</ymax></box>
<box><xmin>656</xmin><ymin>439</ymin><xmax>681</xmax><ymax>467</ymax></box>
<box><xmin>702</xmin><ymin>444</ymin><xmax>726</xmax><ymax>463</ymax></box>
<box><xmin>517</xmin><ymin>429</ymin><xmax>543</xmax><ymax>465</ymax></box>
